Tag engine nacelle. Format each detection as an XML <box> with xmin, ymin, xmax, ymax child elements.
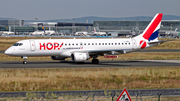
<box><xmin>71</xmin><ymin>52</ymin><xmax>90</xmax><ymax>62</ymax></box>
<box><xmin>51</xmin><ymin>56</ymin><xmax>66</xmax><ymax>60</ymax></box>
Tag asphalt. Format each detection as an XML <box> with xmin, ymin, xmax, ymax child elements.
<box><xmin>0</xmin><ymin>50</ymin><xmax>4</xmax><ymax>53</ymax></box>
<box><xmin>1</xmin><ymin>49</ymin><xmax>180</xmax><ymax>68</ymax></box>
<box><xmin>0</xmin><ymin>60</ymin><xmax>180</xmax><ymax>68</ymax></box>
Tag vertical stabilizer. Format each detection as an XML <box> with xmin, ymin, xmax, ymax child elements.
<box><xmin>133</xmin><ymin>13</ymin><xmax>163</xmax><ymax>41</ymax></box>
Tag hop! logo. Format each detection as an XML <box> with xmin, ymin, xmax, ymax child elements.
<box><xmin>139</xmin><ymin>40</ymin><xmax>147</xmax><ymax>49</ymax></box>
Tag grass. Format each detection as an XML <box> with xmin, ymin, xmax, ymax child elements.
<box><xmin>0</xmin><ymin>67</ymin><xmax>180</xmax><ymax>92</ymax></box>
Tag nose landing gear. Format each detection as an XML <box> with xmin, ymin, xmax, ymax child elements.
<box><xmin>21</xmin><ymin>56</ymin><xmax>28</xmax><ymax>64</ymax></box>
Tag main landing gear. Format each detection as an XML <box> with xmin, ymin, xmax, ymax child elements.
<box><xmin>21</xmin><ymin>56</ymin><xmax>28</xmax><ymax>64</ymax></box>
<box><xmin>92</xmin><ymin>56</ymin><xmax>99</xmax><ymax>64</ymax></box>
<box><xmin>92</xmin><ymin>59</ymin><xmax>99</xmax><ymax>64</ymax></box>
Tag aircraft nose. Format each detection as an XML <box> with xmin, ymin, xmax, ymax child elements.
<box><xmin>5</xmin><ymin>48</ymin><xmax>12</xmax><ymax>55</ymax></box>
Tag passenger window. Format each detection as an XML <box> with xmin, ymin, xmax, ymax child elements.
<box><xmin>118</xmin><ymin>43</ymin><xmax>120</xmax><ymax>45</ymax></box>
<box><xmin>84</xmin><ymin>43</ymin><xmax>86</xmax><ymax>45</ymax></box>
<box><xmin>122</xmin><ymin>43</ymin><xmax>124</xmax><ymax>45</ymax></box>
<box><xmin>105</xmin><ymin>43</ymin><xmax>107</xmax><ymax>45</ymax></box>
<box><xmin>92</xmin><ymin>43</ymin><xmax>94</xmax><ymax>45</ymax></box>
<box><xmin>125</xmin><ymin>43</ymin><xmax>127</xmax><ymax>45</ymax></box>
<box><xmin>112</xmin><ymin>43</ymin><xmax>113</xmax><ymax>45</ymax></box>
<box><xmin>76</xmin><ymin>43</ymin><xmax>78</xmax><ymax>45</ymax></box>
<box><xmin>109</xmin><ymin>43</ymin><xmax>110</xmax><ymax>45</ymax></box>
<box><xmin>69</xmin><ymin>44</ymin><xmax>71</xmax><ymax>46</ymax></box>
<box><xmin>102</xmin><ymin>43</ymin><xmax>104</xmax><ymax>45</ymax></box>
<box><xmin>72</xmin><ymin>44</ymin><xmax>74</xmax><ymax>46</ymax></box>
<box><xmin>129</xmin><ymin>43</ymin><xmax>131</xmax><ymax>45</ymax></box>
<box><xmin>115</xmin><ymin>43</ymin><xmax>117</xmax><ymax>45</ymax></box>
<box><xmin>95</xmin><ymin>43</ymin><xmax>97</xmax><ymax>45</ymax></box>
<box><xmin>99</xmin><ymin>43</ymin><xmax>101</xmax><ymax>45</ymax></box>
<box><xmin>54</xmin><ymin>43</ymin><xmax>58</xmax><ymax>46</ymax></box>
<box><xmin>65</xmin><ymin>44</ymin><xmax>67</xmax><ymax>46</ymax></box>
<box><xmin>88</xmin><ymin>43</ymin><xmax>90</xmax><ymax>45</ymax></box>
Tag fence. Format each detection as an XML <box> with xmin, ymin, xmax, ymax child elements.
<box><xmin>0</xmin><ymin>89</ymin><xmax>180</xmax><ymax>101</ymax></box>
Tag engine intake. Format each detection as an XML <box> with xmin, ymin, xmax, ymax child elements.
<box><xmin>71</xmin><ymin>52</ymin><xmax>90</xmax><ymax>62</ymax></box>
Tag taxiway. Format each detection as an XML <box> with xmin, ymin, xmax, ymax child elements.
<box><xmin>0</xmin><ymin>60</ymin><xmax>180</xmax><ymax>68</ymax></box>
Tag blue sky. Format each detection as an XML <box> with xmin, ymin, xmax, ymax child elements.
<box><xmin>0</xmin><ymin>0</ymin><xmax>180</xmax><ymax>20</ymax></box>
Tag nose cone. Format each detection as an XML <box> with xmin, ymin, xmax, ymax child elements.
<box><xmin>5</xmin><ymin>48</ymin><xmax>12</xmax><ymax>55</ymax></box>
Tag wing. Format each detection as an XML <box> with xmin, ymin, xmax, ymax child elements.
<box><xmin>71</xmin><ymin>49</ymin><xmax>131</xmax><ymax>56</ymax></box>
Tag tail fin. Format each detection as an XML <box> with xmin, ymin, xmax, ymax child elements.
<box><xmin>133</xmin><ymin>13</ymin><xmax>163</xmax><ymax>41</ymax></box>
<box><xmin>175</xmin><ymin>28</ymin><xmax>178</xmax><ymax>32</ymax></box>
<box><xmin>94</xmin><ymin>27</ymin><xmax>96</xmax><ymax>32</ymax></box>
<box><xmin>42</xmin><ymin>24</ymin><xmax>45</xmax><ymax>33</ymax></box>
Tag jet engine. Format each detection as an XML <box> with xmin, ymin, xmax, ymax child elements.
<box><xmin>51</xmin><ymin>56</ymin><xmax>66</xmax><ymax>60</ymax></box>
<box><xmin>71</xmin><ymin>52</ymin><xmax>90</xmax><ymax>62</ymax></box>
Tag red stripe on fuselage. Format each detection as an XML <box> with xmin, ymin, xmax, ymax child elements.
<box><xmin>143</xmin><ymin>14</ymin><xmax>163</xmax><ymax>40</ymax></box>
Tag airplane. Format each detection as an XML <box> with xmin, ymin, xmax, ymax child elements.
<box><xmin>75</xmin><ymin>31</ymin><xmax>88</xmax><ymax>36</ymax></box>
<box><xmin>5</xmin><ymin>13</ymin><xmax>164</xmax><ymax>64</ymax></box>
<box><xmin>1</xmin><ymin>26</ymin><xmax>14</xmax><ymax>35</ymax></box>
<box><xmin>165</xmin><ymin>28</ymin><xmax>180</xmax><ymax>38</ymax></box>
<box><xmin>31</xmin><ymin>25</ymin><xmax>56</xmax><ymax>36</ymax></box>
<box><xmin>89</xmin><ymin>27</ymin><xmax>107</xmax><ymax>36</ymax></box>
<box><xmin>1</xmin><ymin>31</ymin><xmax>14</xmax><ymax>35</ymax></box>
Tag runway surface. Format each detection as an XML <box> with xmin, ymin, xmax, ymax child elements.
<box><xmin>1</xmin><ymin>49</ymin><xmax>180</xmax><ymax>68</ymax></box>
<box><xmin>0</xmin><ymin>60</ymin><xmax>180</xmax><ymax>68</ymax></box>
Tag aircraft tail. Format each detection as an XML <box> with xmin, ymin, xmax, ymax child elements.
<box><xmin>175</xmin><ymin>28</ymin><xmax>178</xmax><ymax>32</ymax></box>
<box><xmin>42</xmin><ymin>24</ymin><xmax>45</xmax><ymax>33</ymax></box>
<box><xmin>94</xmin><ymin>27</ymin><xmax>96</xmax><ymax>32</ymax></box>
<box><xmin>133</xmin><ymin>13</ymin><xmax>163</xmax><ymax>41</ymax></box>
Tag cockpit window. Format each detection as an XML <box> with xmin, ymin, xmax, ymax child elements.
<box><xmin>13</xmin><ymin>43</ymin><xmax>23</xmax><ymax>46</ymax></box>
<box><xmin>19</xmin><ymin>43</ymin><xmax>23</xmax><ymax>46</ymax></box>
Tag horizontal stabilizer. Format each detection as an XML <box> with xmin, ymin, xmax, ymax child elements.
<box><xmin>148</xmin><ymin>40</ymin><xmax>175</xmax><ymax>44</ymax></box>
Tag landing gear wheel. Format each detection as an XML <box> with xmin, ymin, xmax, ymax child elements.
<box><xmin>92</xmin><ymin>59</ymin><xmax>99</xmax><ymax>64</ymax></box>
<box><xmin>22</xmin><ymin>56</ymin><xmax>28</xmax><ymax>64</ymax></box>
<box><xmin>23</xmin><ymin>61</ymin><xmax>27</xmax><ymax>64</ymax></box>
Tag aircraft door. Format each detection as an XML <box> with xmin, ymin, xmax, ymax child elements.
<box><xmin>132</xmin><ymin>39</ymin><xmax>137</xmax><ymax>49</ymax></box>
<box><xmin>30</xmin><ymin>40</ymin><xmax>36</xmax><ymax>51</ymax></box>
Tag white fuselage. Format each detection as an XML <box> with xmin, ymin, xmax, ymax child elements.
<box><xmin>5</xmin><ymin>38</ymin><xmax>151</xmax><ymax>57</ymax></box>
<box><xmin>31</xmin><ymin>30</ymin><xmax>55</xmax><ymax>35</ymax></box>
<box><xmin>75</xmin><ymin>32</ymin><xmax>88</xmax><ymax>36</ymax></box>
<box><xmin>2</xmin><ymin>31</ymin><xmax>14</xmax><ymax>35</ymax></box>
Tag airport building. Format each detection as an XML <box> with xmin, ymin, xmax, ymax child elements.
<box><xmin>0</xmin><ymin>19</ymin><xmax>180</xmax><ymax>36</ymax></box>
<box><xmin>0</xmin><ymin>20</ymin><xmax>24</xmax><ymax>27</ymax></box>
<box><xmin>93</xmin><ymin>20</ymin><xmax>180</xmax><ymax>32</ymax></box>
